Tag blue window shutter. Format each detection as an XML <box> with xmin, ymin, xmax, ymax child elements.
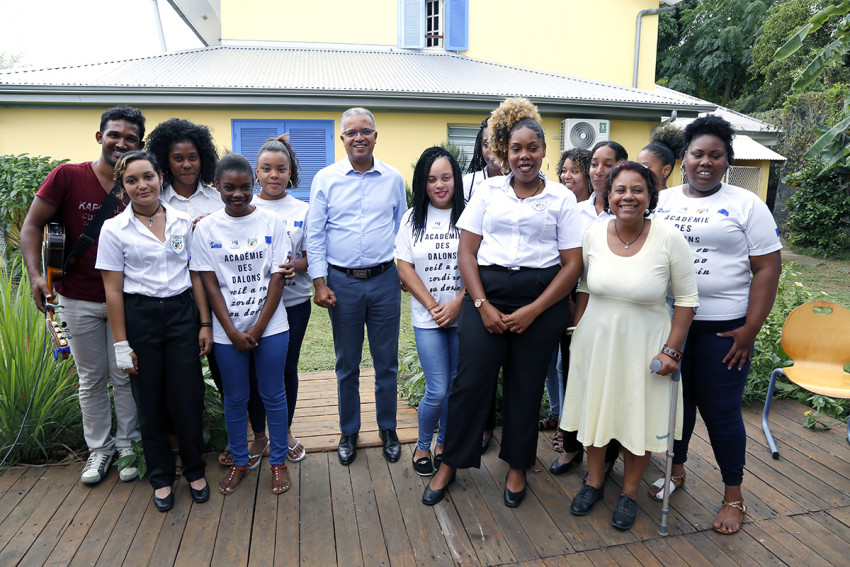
<box><xmin>285</xmin><ymin>120</ymin><xmax>335</xmax><ymax>203</ymax></box>
<box><xmin>445</xmin><ymin>0</ymin><xmax>468</xmax><ymax>51</ymax></box>
<box><xmin>398</xmin><ymin>0</ymin><xmax>425</xmax><ymax>48</ymax></box>
<box><xmin>233</xmin><ymin>119</ymin><xmax>285</xmax><ymax>195</ymax></box>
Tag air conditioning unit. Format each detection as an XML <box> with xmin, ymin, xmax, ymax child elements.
<box><xmin>560</xmin><ymin>118</ymin><xmax>610</xmax><ymax>151</ymax></box>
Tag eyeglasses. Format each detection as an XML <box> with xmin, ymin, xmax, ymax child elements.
<box><xmin>342</xmin><ymin>128</ymin><xmax>376</xmax><ymax>138</ymax></box>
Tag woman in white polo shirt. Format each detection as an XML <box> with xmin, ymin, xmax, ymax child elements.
<box><xmin>97</xmin><ymin>151</ymin><xmax>211</xmax><ymax>512</ymax></box>
<box><xmin>423</xmin><ymin>98</ymin><xmax>583</xmax><ymax>508</ymax></box>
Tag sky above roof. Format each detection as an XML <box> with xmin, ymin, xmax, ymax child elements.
<box><xmin>0</xmin><ymin>0</ymin><xmax>202</xmax><ymax>69</ymax></box>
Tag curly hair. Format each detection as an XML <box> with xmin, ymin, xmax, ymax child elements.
<box><xmin>641</xmin><ymin>123</ymin><xmax>684</xmax><ymax>170</ymax></box>
<box><xmin>257</xmin><ymin>134</ymin><xmax>301</xmax><ymax>189</ymax></box>
<box><xmin>602</xmin><ymin>161</ymin><xmax>659</xmax><ymax>217</ymax></box>
<box><xmin>556</xmin><ymin>148</ymin><xmax>591</xmax><ymax>179</ymax></box>
<box><xmin>145</xmin><ymin>118</ymin><xmax>219</xmax><ymax>187</ymax></box>
<box><xmin>682</xmin><ymin>115</ymin><xmax>735</xmax><ymax>164</ymax></box>
<box><xmin>409</xmin><ymin>146</ymin><xmax>465</xmax><ymax>242</ymax></box>
<box><xmin>112</xmin><ymin>150</ymin><xmax>162</xmax><ymax>197</ymax></box>
<box><xmin>487</xmin><ymin>98</ymin><xmax>543</xmax><ymax>174</ymax></box>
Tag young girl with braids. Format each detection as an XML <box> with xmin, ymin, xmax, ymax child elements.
<box><xmin>423</xmin><ymin>98</ymin><xmax>582</xmax><ymax>508</ymax></box>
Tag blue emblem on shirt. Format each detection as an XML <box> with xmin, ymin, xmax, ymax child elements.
<box><xmin>210</xmin><ymin>241</ymin><xmax>222</xmax><ymax>249</ymax></box>
<box><xmin>775</xmin><ymin>228</ymin><xmax>780</xmax><ymax>237</ymax></box>
<box><xmin>718</xmin><ymin>209</ymin><xmax>730</xmax><ymax>216</ymax></box>
<box><xmin>265</xmin><ymin>235</ymin><xmax>272</xmax><ymax>244</ymax></box>
<box><xmin>293</xmin><ymin>221</ymin><xmax>303</xmax><ymax>227</ymax></box>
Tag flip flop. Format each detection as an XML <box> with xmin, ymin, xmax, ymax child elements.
<box><xmin>287</xmin><ymin>439</ymin><xmax>307</xmax><ymax>462</ymax></box>
<box><xmin>649</xmin><ymin>472</ymin><xmax>686</xmax><ymax>501</ymax></box>
<box><xmin>248</xmin><ymin>437</ymin><xmax>270</xmax><ymax>470</ymax></box>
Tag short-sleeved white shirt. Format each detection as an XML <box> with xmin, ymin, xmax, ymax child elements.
<box><xmin>394</xmin><ymin>206</ymin><xmax>464</xmax><ymax>328</ymax></box>
<box><xmin>190</xmin><ymin>207</ymin><xmax>290</xmax><ymax>343</ymax></box>
<box><xmin>96</xmin><ymin>202</ymin><xmax>193</xmax><ymax>297</ymax></box>
<box><xmin>656</xmin><ymin>183</ymin><xmax>782</xmax><ymax>321</ymax></box>
<box><xmin>577</xmin><ymin>193</ymin><xmax>614</xmax><ymax>230</ymax></box>
<box><xmin>456</xmin><ymin>174</ymin><xmax>582</xmax><ymax>269</ymax></box>
<box><xmin>160</xmin><ymin>182</ymin><xmax>223</xmax><ymax>220</ymax></box>
<box><xmin>253</xmin><ymin>195</ymin><xmax>312</xmax><ymax>307</ymax></box>
<box><xmin>462</xmin><ymin>169</ymin><xmax>503</xmax><ymax>203</ymax></box>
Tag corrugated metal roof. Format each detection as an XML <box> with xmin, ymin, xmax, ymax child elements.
<box><xmin>0</xmin><ymin>45</ymin><xmax>712</xmax><ymax>113</ymax></box>
<box><xmin>733</xmin><ymin>134</ymin><xmax>786</xmax><ymax>162</ymax></box>
<box><xmin>655</xmin><ymin>86</ymin><xmax>778</xmax><ymax>133</ymax></box>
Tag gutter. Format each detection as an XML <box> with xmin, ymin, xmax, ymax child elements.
<box><xmin>634</xmin><ymin>7</ymin><xmax>674</xmax><ymax>88</ymax></box>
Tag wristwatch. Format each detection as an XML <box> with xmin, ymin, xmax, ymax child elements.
<box><xmin>474</xmin><ymin>298</ymin><xmax>489</xmax><ymax>308</ymax></box>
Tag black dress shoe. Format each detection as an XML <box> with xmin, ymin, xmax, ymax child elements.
<box><xmin>611</xmin><ymin>493</ymin><xmax>638</xmax><ymax>530</ymax></box>
<box><xmin>153</xmin><ymin>491</ymin><xmax>174</xmax><ymax>512</ymax></box>
<box><xmin>434</xmin><ymin>453</ymin><xmax>443</xmax><ymax>471</ymax></box>
<box><xmin>503</xmin><ymin>471</ymin><xmax>527</xmax><ymax>508</ymax></box>
<box><xmin>549</xmin><ymin>450</ymin><xmax>584</xmax><ymax>475</ymax></box>
<box><xmin>190</xmin><ymin>481</ymin><xmax>210</xmax><ymax>504</ymax></box>
<box><xmin>338</xmin><ymin>433</ymin><xmax>358</xmax><ymax>466</ymax></box>
<box><xmin>379</xmin><ymin>429</ymin><xmax>401</xmax><ymax>463</ymax></box>
<box><xmin>412</xmin><ymin>451</ymin><xmax>434</xmax><ymax>476</ymax></box>
<box><xmin>422</xmin><ymin>470</ymin><xmax>456</xmax><ymax>506</ymax></box>
<box><xmin>570</xmin><ymin>482</ymin><xmax>604</xmax><ymax>516</ymax></box>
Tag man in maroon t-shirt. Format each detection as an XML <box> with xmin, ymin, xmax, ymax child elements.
<box><xmin>20</xmin><ymin>106</ymin><xmax>146</xmax><ymax>485</ymax></box>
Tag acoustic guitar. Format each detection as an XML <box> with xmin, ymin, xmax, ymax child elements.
<box><xmin>42</xmin><ymin>222</ymin><xmax>70</xmax><ymax>360</ymax></box>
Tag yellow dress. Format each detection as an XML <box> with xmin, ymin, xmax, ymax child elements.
<box><xmin>560</xmin><ymin>220</ymin><xmax>698</xmax><ymax>454</ymax></box>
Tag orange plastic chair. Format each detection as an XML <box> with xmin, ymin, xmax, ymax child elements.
<box><xmin>762</xmin><ymin>301</ymin><xmax>850</xmax><ymax>459</ymax></box>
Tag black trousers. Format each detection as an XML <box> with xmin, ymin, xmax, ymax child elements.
<box><xmin>443</xmin><ymin>265</ymin><xmax>568</xmax><ymax>470</ymax></box>
<box><xmin>125</xmin><ymin>291</ymin><xmax>206</xmax><ymax>489</ymax></box>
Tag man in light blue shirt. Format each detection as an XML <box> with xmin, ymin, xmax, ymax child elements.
<box><xmin>306</xmin><ymin>107</ymin><xmax>407</xmax><ymax>466</ymax></box>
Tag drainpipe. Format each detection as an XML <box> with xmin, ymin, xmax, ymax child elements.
<box><xmin>634</xmin><ymin>7</ymin><xmax>674</xmax><ymax>89</ymax></box>
<box><xmin>151</xmin><ymin>0</ymin><xmax>168</xmax><ymax>53</ymax></box>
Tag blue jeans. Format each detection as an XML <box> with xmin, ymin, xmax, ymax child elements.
<box><xmin>327</xmin><ymin>264</ymin><xmax>400</xmax><ymax>435</ymax></box>
<box><xmin>414</xmin><ymin>326</ymin><xmax>458</xmax><ymax>452</ymax></box>
<box><xmin>544</xmin><ymin>347</ymin><xmax>562</xmax><ymax>419</ymax></box>
<box><xmin>214</xmin><ymin>332</ymin><xmax>289</xmax><ymax>466</ymax></box>
<box><xmin>284</xmin><ymin>299</ymin><xmax>312</xmax><ymax>427</ymax></box>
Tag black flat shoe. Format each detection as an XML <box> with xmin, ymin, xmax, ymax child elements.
<box><xmin>338</xmin><ymin>433</ymin><xmax>358</xmax><ymax>466</ymax></box>
<box><xmin>153</xmin><ymin>491</ymin><xmax>174</xmax><ymax>512</ymax></box>
<box><xmin>504</xmin><ymin>471</ymin><xmax>527</xmax><ymax>508</ymax></box>
<box><xmin>412</xmin><ymin>451</ymin><xmax>434</xmax><ymax>476</ymax></box>
<box><xmin>422</xmin><ymin>470</ymin><xmax>456</xmax><ymax>506</ymax></box>
<box><xmin>570</xmin><ymin>482</ymin><xmax>604</xmax><ymax>516</ymax></box>
<box><xmin>190</xmin><ymin>481</ymin><xmax>210</xmax><ymax>504</ymax></box>
<box><xmin>611</xmin><ymin>493</ymin><xmax>638</xmax><ymax>530</ymax></box>
<box><xmin>380</xmin><ymin>429</ymin><xmax>401</xmax><ymax>463</ymax></box>
<box><xmin>434</xmin><ymin>453</ymin><xmax>443</xmax><ymax>471</ymax></box>
<box><xmin>549</xmin><ymin>450</ymin><xmax>584</xmax><ymax>475</ymax></box>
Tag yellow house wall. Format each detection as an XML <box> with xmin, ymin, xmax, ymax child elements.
<box><xmin>667</xmin><ymin>159</ymin><xmax>772</xmax><ymax>202</ymax></box>
<box><xmin>0</xmin><ymin>108</ymin><xmax>659</xmax><ymax>188</ymax></box>
<box><xmin>220</xmin><ymin>0</ymin><xmax>660</xmax><ymax>89</ymax></box>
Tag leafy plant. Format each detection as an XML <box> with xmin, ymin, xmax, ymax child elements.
<box><xmin>202</xmin><ymin>372</ymin><xmax>227</xmax><ymax>451</ymax></box>
<box><xmin>113</xmin><ymin>439</ymin><xmax>147</xmax><ymax>478</ymax></box>
<box><xmin>0</xmin><ymin>260</ymin><xmax>82</xmax><ymax>466</ymax></box>
<box><xmin>783</xmin><ymin>158</ymin><xmax>850</xmax><ymax>256</ymax></box>
<box><xmin>0</xmin><ymin>153</ymin><xmax>69</xmax><ymax>255</ymax></box>
<box><xmin>398</xmin><ymin>340</ymin><xmax>426</xmax><ymax>407</ymax></box>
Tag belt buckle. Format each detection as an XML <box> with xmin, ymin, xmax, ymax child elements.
<box><xmin>351</xmin><ymin>268</ymin><xmax>370</xmax><ymax>279</ymax></box>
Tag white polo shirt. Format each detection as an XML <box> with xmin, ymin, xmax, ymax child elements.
<box><xmin>457</xmin><ymin>173</ymin><xmax>582</xmax><ymax>269</ymax></box>
<box><xmin>160</xmin><ymin>182</ymin><xmax>223</xmax><ymax>220</ymax></box>
<box><xmin>96</xmin><ymin>202</ymin><xmax>193</xmax><ymax>297</ymax></box>
<box><xmin>253</xmin><ymin>194</ymin><xmax>312</xmax><ymax>307</ymax></box>
<box><xmin>577</xmin><ymin>193</ymin><xmax>614</xmax><ymax>229</ymax></box>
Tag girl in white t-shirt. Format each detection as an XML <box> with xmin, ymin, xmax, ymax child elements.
<box><xmin>252</xmin><ymin>135</ymin><xmax>311</xmax><ymax>463</ymax></box>
<box><xmin>395</xmin><ymin>147</ymin><xmax>465</xmax><ymax>477</ymax></box>
<box><xmin>190</xmin><ymin>153</ymin><xmax>293</xmax><ymax>496</ymax></box>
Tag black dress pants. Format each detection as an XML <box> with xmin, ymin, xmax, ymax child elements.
<box><xmin>125</xmin><ymin>291</ymin><xmax>206</xmax><ymax>489</ymax></box>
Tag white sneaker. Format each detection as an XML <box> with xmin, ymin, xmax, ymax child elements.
<box><xmin>116</xmin><ymin>447</ymin><xmax>139</xmax><ymax>482</ymax></box>
<box><xmin>81</xmin><ymin>450</ymin><xmax>114</xmax><ymax>485</ymax></box>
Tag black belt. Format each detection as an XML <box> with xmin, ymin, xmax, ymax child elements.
<box><xmin>329</xmin><ymin>260</ymin><xmax>393</xmax><ymax>279</ymax></box>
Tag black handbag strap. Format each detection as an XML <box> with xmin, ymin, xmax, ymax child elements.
<box><xmin>62</xmin><ymin>185</ymin><xmax>123</xmax><ymax>276</ymax></box>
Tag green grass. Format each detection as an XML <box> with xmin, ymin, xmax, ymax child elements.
<box><xmin>783</xmin><ymin>255</ymin><xmax>850</xmax><ymax>309</ymax></box>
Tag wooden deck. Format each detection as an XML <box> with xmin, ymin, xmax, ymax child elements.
<box><xmin>1</xmin><ymin>370</ymin><xmax>849</xmax><ymax>566</ymax></box>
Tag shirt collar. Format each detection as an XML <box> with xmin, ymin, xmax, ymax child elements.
<box><xmin>161</xmin><ymin>181</ymin><xmax>209</xmax><ymax>202</ymax></box>
<box><xmin>341</xmin><ymin>156</ymin><xmax>384</xmax><ymax>175</ymax></box>
<box><xmin>115</xmin><ymin>201</ymin><xmax>189</xmax><ymax>229</ymax></box>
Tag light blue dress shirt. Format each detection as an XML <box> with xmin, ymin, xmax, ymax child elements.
<box><xmin>306</xmin><ymin>157</ymin><xmax>407</xmax><ymax>280</ymax></box>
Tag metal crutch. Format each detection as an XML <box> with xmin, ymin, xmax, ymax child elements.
<box><xmin>654</xmin><ymin>356</ymin><xmax>681</xmax><ymax>537</ymax></box>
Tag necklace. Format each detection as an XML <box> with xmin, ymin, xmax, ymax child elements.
<box><xmin>614</xmin><ymin>218</ymin><xmax>646</xmax><ymax>250</ymax></box>
<box><xmin>133</xmin><ymin>204</ymin><xmax>162</xmax><ymax>227</ymax></box>
<box><xmin>513</xmin><ymin>177</ymin><xmax>543</xmax><ymax>201</ymax></box>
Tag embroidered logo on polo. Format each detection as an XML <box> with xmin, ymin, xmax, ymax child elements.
<box><xmin>530</xmin><ymin>201</ymin><xmax>547</xmax><ymax>212</ymax></box>
<box><xmin>170</xmin><ymin>235</ymin><xmax>185</xmax><ymax>253</ymax></box>
<box><xmin>247</xmin><ymin>238</ymin><xmax>258</xmax><ymax>248</ymax></box>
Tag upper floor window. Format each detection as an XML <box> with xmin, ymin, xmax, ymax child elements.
<box><xmin>398</xmin><ymin>0</ymin><xmax>468</xmax><ymax>51</ymax></box>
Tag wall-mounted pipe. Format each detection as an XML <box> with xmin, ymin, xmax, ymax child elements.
<box><xmin>634</xmin><ymin>7</ymin><xmax>674</xmax><ymax>89</ymax></box>
<box><xmin>151</xmin><ymin>0</ymin><xmax>168</xmax><ymax>53</ymax></box>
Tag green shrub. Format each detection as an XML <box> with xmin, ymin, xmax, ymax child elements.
<box><xmin>0</xmin><ymin>261</ymin><xmax>82</xmax><ymax>466</ymax></box>
<box><xmin>398</xmin><ymin>340</ymin><xmax>426</xmax><ymax>407</ymax></box>
<box><xmin>784</xmin><ymin>159</ymin><xmax>850</xmax><ymax>257</ymax></box>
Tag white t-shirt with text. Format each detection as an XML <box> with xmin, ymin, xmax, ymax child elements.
<box><xmin>254</xmin><ymin>195</ymin><xmax>312</xmax><ymax>307</ymax></box>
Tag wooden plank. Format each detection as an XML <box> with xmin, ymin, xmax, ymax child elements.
<box><xmin>640</xmin><ymin>454</ymin><xmax>710</xmax><ymax>533</ymax></box>
<box><xmin>328</xmin><ymin>453</ymin><xmax>365</xmax><ymax>567</ymax></box>
<box><xmin>348</xmin><ymin>449</ymin><xmax>391</xmax><ymax>567</ymax></box>
<box><xmin>298</xmin><ymin>451</ymin><xmax>337</xmax><ymax>566</ymax></box>
<box><xmin>92</xmin><ymin>479</ymin><xmax>152</xmax><ymax>567</ymax></box>
<box><xmin>120</xmin><ymin>486</ymin><xmax>168</xmax><ymax>567</ymax></box>
<box><xmin>543</xmin><ymin>552</ymin><xmax>595</xmax><ymax>566</ymax></box>
<box><xmin>147</xmin><ymin>481</ymin><xmax>192</xmax><ymax>567</ymax></box>
<box><xmin>210</xmin><ymin>460</ymin><xmax>261</xmax><ymax>566</ymax></box>
<box><xmin>0</xmin><ymin>465</ymin><xmax>77</xmax><ymax>563</ymax></box>
<box><xmin>248</xmin><ymin>461</ymin><xmax>279</xmax><ymax>567</ymax></box>
<box><xmin>772</xmin><ymin>514</ymin><xmax>846</xmax><ymax>567</ymax></box>
<box><xmin>741</xmin><ymin>518</ymin><xmax>827</xmax><ymax>567</ymax></box>
<box><xmin>14</xmin><ymin>465</ymin><xmax>88</xmax><ymax>566</ymax></box>
<box><xmin>364</xmin><ymin>449</ymin><xmax>416</xmax><ymax>567</ymax></box>
<box><xmin>269</xmin><ymin>457</ymin><xmax>302</xmax><ymax>567</ymax></box>
<box><xmin>173</xmin><ymin>473</ymin><xmax>225</xmax><ymax>567</ymax></box>
<box><xmin>0</xmin><ymin>466</ymin><xmax>26</xmax><ymax>500</ymax></box>
<box><xmin>826</xmin><ymin>505</ymin><xmax>850</xmax><ymax>528</ymax></box>
<box><xmin>805</xmin><ymin>509</ymin><xmax>850</xmax><ymax>546</ymax></box>
<box><xmin>616</xmin><ymin>541</ymin><xmax>664</xmax><ymax>566</ymax></box>
<box><xmin>43</xmin><ymin>475</ymin><xmax>115</xmax><ymax>566</ymax></box>
<box><xmin>642</xmin><ymin>536</ymin><xmax>695</xmax><ymax>567</ymax></box>
<box><xmin>680</xmin><ymin>532</ymin><xmax>741</xmax><ymax>567</ymax></box>
<box><xmin>582</xmin><ymin>548</ymin><xmax>619</xmax><ymax>566</ymax></box>
<box><xmin>0</xmin><ymin>466</ymin><xmax>44</xmax><ymax>527</ymax></box>
<box><xmin>703</xmin><ymin>524</ymin><xmax>785</xmax><ymax>567</ymax></box>
<box><xmin>765</xmin><ymin>401</ymin><xmax>850</xmax><ymax>462</ymax></box>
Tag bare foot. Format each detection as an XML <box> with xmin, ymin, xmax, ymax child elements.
<box><xmin>713</xmin><ymin>485</ymin><xmax>746</xmax><ymax>535</ymax></box>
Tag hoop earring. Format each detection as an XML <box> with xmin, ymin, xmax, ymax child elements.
<box><xmin>544</xmin><ymin>157</ymin><xmax>550</xmax><ymax>173</ymax></box>
<box><xmin>287</xmin><ymin>179</ymin><xmax>293</xmax><ymax>189</ymax></box>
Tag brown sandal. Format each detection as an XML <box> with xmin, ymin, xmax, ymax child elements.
<box><xmin>713</xmin><ymin>499</ymin><xmax>747</xmax><ymax>535</ymax></box>
<box><xmin>649</xmin><ymin>472</ymin><xmax>686</xmax><ymax>500</ymax></box>
<box><xmin>271</xmin><ymin>463</ymin><xmax>291</xmax><ymax>494</ymax></box>
<box><xmin>218</xmin><ymin>464</ymin><xmax>248</xmax><ymax>494</ymax></box>
<box><xmin>538</xmin><ymin>416</ymin><xmax>558</xmax><ymax>430</ymax></box>
<box><xmin>218</xmin><ymin>447</ymin><xmax>234</xmax><ymax>467</ymax></box>
<box><xmin>552</xmin><ymin>430</ymin><xmax>564</xmax><ymax>453</ymax></box>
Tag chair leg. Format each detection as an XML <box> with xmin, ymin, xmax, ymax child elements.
<box><xmin>762</xmin><ymin>369</ymin><xmax>784</xmax><ymax>459</ymax></box>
